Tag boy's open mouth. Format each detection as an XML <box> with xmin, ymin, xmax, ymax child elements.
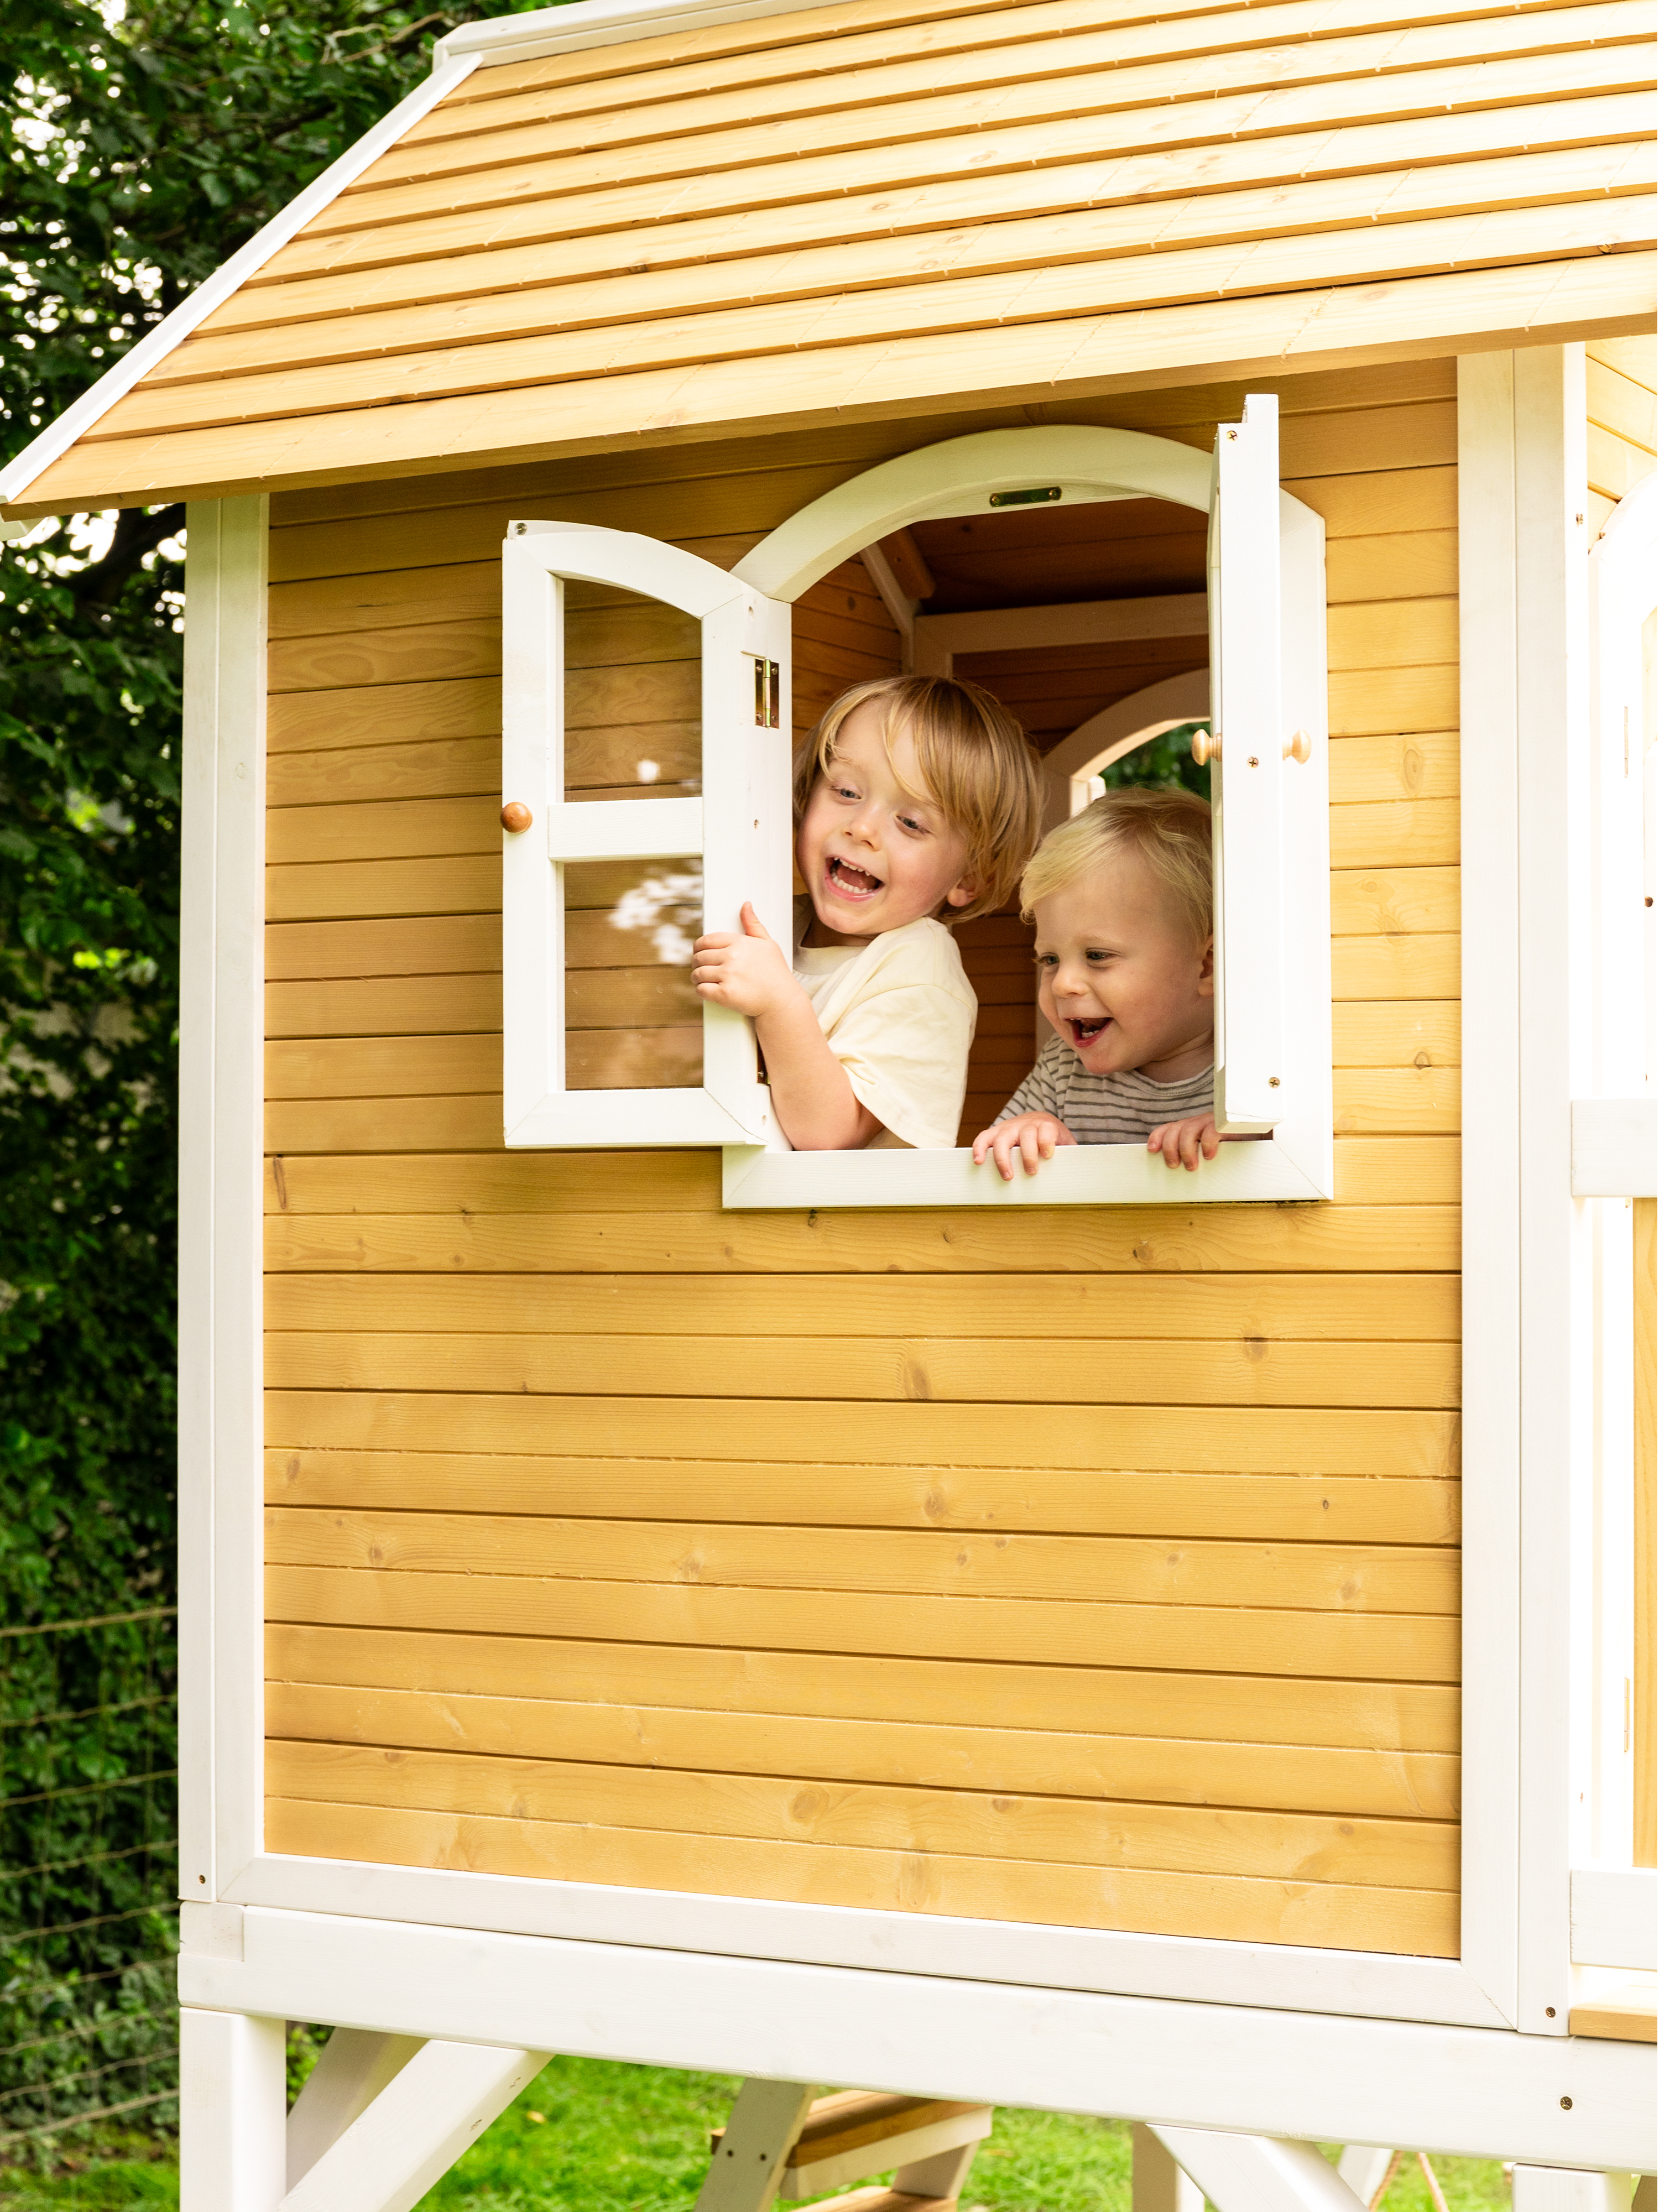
<box><xmin>1068</xmin><ymin>1016</ymin><xmax>1110</xmax><ymax>1044</ymax></box>
<box><xmin>827</xmin><ymin>855</ymin><xmax>883</xmax><ymax>898</ymax></box>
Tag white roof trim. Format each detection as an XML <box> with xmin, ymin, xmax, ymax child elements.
<box><xmin>436</xmin><ymin>0</ymin><xmax>842</xmax><ymax>69</ymax></box>
<box><xmin>0</xmin><ymin>53</ymin><xmax>479</xmax><ymax>515</ymax></box>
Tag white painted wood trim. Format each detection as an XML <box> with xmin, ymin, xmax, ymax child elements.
<box><xmin>1571</xmin><ymin>1868</ymin><xmax>1658</xmax><ymax>1971</ymax></box>
<box><xmin>698</xmin><ymin>2079</ymin><xmax>817</xmax><ymax>2212</ymax></box>
<box><xmin>912</xmin><ymin>594</ymin><xmax>1208</xmax><ymax>660</ymax></box>
<box><xmin>1571</xmin><ymin>1099</ymin><xmax>1658</xmax><ymax>1196</ymax></box>
<box><xmin>436</xmin><ymin>0</ymin><xmax>836</xmax><ymax>66</ymax></box>
<box><xmin>1514</xmin><ymin>343</ymin><xmax>1592</xmax><ymax>2038</ymax></box>
<box><xmin>1151</xmin><ymin>2127</ymin><xmax>1365</xmax><ymax>2212</ymax></box>
<box><xmin>179</xmin><ymin>1908</ymin><xmax>1656</xmax><ymax>2170</ymax></box>
<box><xmin>284</xmin><ymin>2027</ymin><xmax>424</xmax><ymax>2190</ymax></box>
<box><xmin>218</xmin><ymin>1853</ymin><xmax>1504</xmax><ymax>2031</ymax></box>
<box><xmin>0</xmin><ymin>65</ymin><xmax>477</xmax><ymax>515</ymax></box>
<box><xmin>1455</xmin><ymin>349</ymin><xmax>1526</xmax><ymax>2028</ymax></box>
<box><xmin>179</xmin><ymin>498</ymin><xmax>267</xmax><ymax>1904</ymax></box>
<box><xmin>735</xmin><ymin>429</ymin><xmax>1213</xmax><ymax>603</ymax></box>
<box><xmin>179</xmin><ymin>2006</ymin><xmax>286</xmax><ymax>2212</ymax></box>
<box><xmin>720</xmin><ymin>1129</ymin><xmax>1323</xmax><ymax>1207</ymax></box>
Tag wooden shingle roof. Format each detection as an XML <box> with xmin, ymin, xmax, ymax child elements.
<box><xmin>7</xmin><ymin>0</ymin><xmax>1655</xmax><ymax>513</ymax></box>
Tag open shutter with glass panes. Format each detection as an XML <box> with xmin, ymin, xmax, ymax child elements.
<box><xmin>1206</xmin><ymin>393</ymin><xmax>1292</xmax><ymax>1135</ymax></box>
<box><xmin>501</xmin><ymin>522</ymin><xmax>792</xmax><ymax>1147</ymax></box>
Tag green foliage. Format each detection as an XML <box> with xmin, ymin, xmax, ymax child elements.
<box><xmin>1095</xmin><ymin>721</ymin><xmax>1212</xmax><ymax>801</ymax></box>
<box><xmin>0</xmin><ymin>0</ymin><xmax>554</xmax><ymax>2166</ymax></box>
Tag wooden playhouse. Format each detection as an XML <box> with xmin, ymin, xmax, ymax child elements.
<box><xmin>2</xmin><ymin>0</ymin><xmax>1656</xmax><ymax>2201</ymax></box>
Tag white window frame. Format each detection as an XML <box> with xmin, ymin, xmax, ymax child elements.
<box><xmin>721</xmin><ymin>417</ymin><xmax>1332</xmax><ymax>1208</ymax></box>
<box><xmin>500</xmin><ymin>520</ymin><xmax>792</xmax><ymax>1149</ymax></box>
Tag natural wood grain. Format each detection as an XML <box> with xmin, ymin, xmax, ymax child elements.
<box><xmin>1328</xmin><ymin>732</ymin><xmax>1458</xmax><ymax>806</ymax></box>
<box><xmin>1333</xmin><ymin>1002</ymin><xmax>1459</xmax><ymax>1067</ymax></box>
<box><xmin>267</xmin><ymin>917</ymin><xmax>502</xmax><ymax>982</ymax></box>
<box><xmin>264</xmin><ymin>1621</ymin><xmax>1462</xmax><ymax>1750</ymax></box>
<box><xmin>265</xmin><ymin>1561</ymin><xmax>1460</xmax><ymax>1679</ymax></box>
<box><xmin>1333</xmin><ymin>1068</ymin><xmax>1459</xmax><ymax>1134</ymax></box>
<box><xmin>1332</xmin><ymin>932</ymin><xmax>1460</xmax><ymax>1004</ymax></box>
<box><xmin>265</xmin><ymin>1095</ymin><xmax>504</xmax><ymax>1152</ymax></box>
<box><xmin>1588</xmin><ymin>333</ymin><xmax>1657</xmax><ymax>388</ymax></box>
<box><xmin>268</xmin><ymin>736</ymin><xmax>499</xmax><ymax>810</ymax></box>
<box><xmin>263</xmin><ymin>1267</ymin><xmax>1460</xmax><ymax>1340</ymax></box>
<box><xmin>1328</xmin><ymin>665</ymin><xmax>1462</xmax><ymax>737</ymax></box>
<box><xmin>1285</xmin><ymin>465</ymin><xmax>1458</xmax><ymax>536</ymax></box>
<box><xmin>265</xmin><ymin>854</ymin><xmax>495</xmax><ymax>924</ymax></box>
<box><xmin>1586</xmin><ymin>356</ymin><xmax>1657</xmax><ymax>449</ymax></box>
<box><xmin>263</xmin><ymin>1203</ymin><xmax>1463</xmax><ymax>1275</ymax></box>
<box><xmin>267</xmin><ymin>972</ymin><xmax>500</xmax><ymax>1039</ymax></box>
<box><xmin>266</xmin><ymin>1032</ymin><xmax>498</xmax><ymax>1100</ymax></box>
<box><xmin>264</xmin><ymin>1388</ymin><xmax>1461</xmax><ymax>1477</ymax></box>
<box><xmin>261</xmin><ymin>1328</ymin><xmax>1460</xmax><ymax>1409</ymax></box>
<box><xmin>265</xmin><ymin>1506</ymin><xmax>1460</xmax><ymax>1611</ymax></box>
<box><xmin>269</xmin><ymin>677</ymin><xmax>499</xmax><ymax>754</ymax></box>
<box><xmin>269</xmin><ymin>619</ymin><xmax>500</xmax><ymax>696</ymax></box>
<box><xmin>1331</xmin><ymin>865</ymin><xmax>1459</xmax><ymax>936</ymax></box>
<box><xmin>268</xmin><ymin>795</ymin><xmax>494</xmax><ymax>868</ymax></box>
<box><xmin>1324</xmin><ymin>532</ymin><xmax>1458</xmax><ymax>604</ymax></box>
<box><xmin>1588</xmin><ymin>421</ymin><xmax>1657</xmax><ymax>502</ymax></box>
<box><xmin>264</xmin><ymin>1795</ymin><xmax>1459</xmax><ymax>1953</ymax></box>
<box><xmin>265</xmin><ymin>1735</ymin><xmax>1456</xmax><ymax>1885</ymax></box>
<box><xmin>263</xmin><ymin>1676</ymin><xmax>1459</xmax><ymax>1817</ymax></box>
<box><xmin>1332</xmin><ymin>1135</ymin><xmax>1459</xmax><ymax>1204</ymax></box>
<box><xmin>1329</xmin><ymin>797</ymin><xmax>1460</xmax><ymax>869</ymax></box>
<box><xmin>263</xmin><ymin>1446</ymin><xmax>1460</xmax><ymax>1541</ymax></box>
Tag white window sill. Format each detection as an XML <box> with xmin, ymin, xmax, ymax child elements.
<box><xmin>721</xmin><ymin>1134</ymin><xmax>1329</xmax><ymax>1208</ymax></box>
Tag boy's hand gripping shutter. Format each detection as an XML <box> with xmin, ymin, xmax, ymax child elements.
<box><xmin>1208</xmin><ymin>395</ymin><xmax>1289</xmax><ymax>1134</ymax></box>
<box><xmin>501</xmin><ymin>523</ymin><xmax>792</xmax><ymax>1147</ymax></box>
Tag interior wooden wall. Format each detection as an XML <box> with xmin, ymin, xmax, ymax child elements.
<box><xmin>263</xmin><ymin>356</ymin><xmax>1463</xmax><ymax>1956</ymax></box>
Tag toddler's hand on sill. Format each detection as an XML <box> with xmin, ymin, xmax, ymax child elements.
<box><xmin>692</xmin><ymin>904</ymin><xmax>797</xmax><ymax>1019</ymax></box>
<box><xmin>972</xmin><ymin>1111</ymin><xmax>1077</xmax><ymax>1181</ymax></box>
<box><xmin>1147</xmin><ymin>1113</ymin><xmax>1220</xmax><ymax>1171</ymax></box>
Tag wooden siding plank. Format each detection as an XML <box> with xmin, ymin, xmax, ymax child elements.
<box><xmin>1587</xmin><ymin>333</ymin><xmax>1657</xmax><ymax>388</ymax></box>
<box><xmin>263</xmin><ymin>1447</ymin><xmax>1460</xmax><ymax>1541</ymax></box>
<box><xmin>260</xmin><ymin>1329</ymin><xmax>1462</xmax><ymax>1409</ymax></box>
<box><xmin>1330</xmin><ymin>796</ymin><xmax>1460</xmax><ymax>867</ymax></box>
<box><xmin>265</xmin><ymin>854</ymin><xmax>495</xmax><ymax>923</ymax></box>
<box><xmin>268</xmin><ymin>795</ymin><xmax>494</xmax><ymax>867</ymax></box>
<box><xmin>264</xmin><ymin>1678</ymin><xmax>1459</xmax><ymax>1819</ymax></box>
<box><xmin>1328</xmin><ymin>665</ymin><xmax>1462</xmax><ymax>737</ymax></box>
<box><xmin>268</xmin><ymin>736</ymin><xmax>499</xmax><ymax>810</ymax></box>
<box><xmin>1328</xmin><ymin>732</ymin><xmax>1458</xmax><ymax>805</ymax></box>
<box><xmin>266</xmin><ymin>973</ymin><xmax>501</xmax><ymax>1039</ymax></box>
<box><xmin>265</xmin><ymin>1562</ymin><xmax>1461</xmax><ymax>1679</ymax></box>
<box><xmin>269</xmin><ymin>675</ymin><xmax>500</xmax><ymax>752</ymax></box>
<box><xmin>263</xmin><ymin>1267</ymin><xmax>1460</xmax><ymax>1340</ymax></box>
<box><xmin>264</xmin><ymin>1737</ymin><xmax>1456</xmax><ymax>1887</ymax></box>
<box><xmin>1586</xmin><ymin>354</ymin><xmax>1658</xmax><ymax>447</ymax></box>
<box><xmin>264</xmin><ymin>1621</ymin><xmax>1462</xmax><ymax>1750</ymax></box>
<box><xmin>1324</xmin><ymin>532</ymin><xmax>1459</xmax><ymax>603</ymax></box>
<box><xmin>262</xmin><ymin>1204</ymin><xmax>1462</xmax><ymax>1274</ymax></box>
<box><xmin>264</xmin><ymin>1796</ymin><xmax>1460</xmax><ymax>1953</ymax></box>
<box><xmin>265</xmin><ymin>1507</ymin><xmax>1461</xmax><ymax>1611</ymax></box>
<box><xmin>103</xmin><ymin>198</ymin><xmax>1656</xmax><ymax>442</ymax></box>
<box><xmin>1588</xmin><ymin>420</ymin><xmax>1658</xmax><ymax>500</ymax></box>
<box><xmin>1332</xmin><ymin>932</ymin><xmax>1460</xmax><ymax>1001</ymax></box>
<box><xmin>263</xmin><ymin>1389</ymin><xmax>1462</xmax><ymax>1476</ymax></box>
<box><xmin>1333</xmin><ymin>1068</ymin><xmax>1459</xmax><ymax>1134</ymax></box>
<box><xmin>180</xmin><ymin>144</ymin><xmax>1653</xmax><ymax>390</ymax></box>
<box><xmin>221</xmin><ymin>93</ymin><xmax>1651</xmax><ymax>351</ymax></box>
<box><xmin>1333</xmin><ymin>1001</ymin><xmax>1459</xmax><ymax>1066</ymax></box>
<box><xmin>1331</xmin><ymin>864</ymin><xmax>1459</xmax><ymax>935</ymax></box>
<box><xmin>267</xmin><ymin>915</ymin><xmax>502</xmax><ymax>980</ymax></box>
<box><xmin>1332</xmin><ymin>1135</ymin><xmax>1458</xmax><ymax>1203</ymax></box>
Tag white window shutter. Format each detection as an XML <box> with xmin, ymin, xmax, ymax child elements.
<box><xmin>500</xmin><ymin>522</ymin><xmax>792</xmax><ymax>1147</ymax></box>
<box><xmin>1208</xmin><ymin>394</ymin><xmax>1288</xmax><ymax>1133</ymax></box>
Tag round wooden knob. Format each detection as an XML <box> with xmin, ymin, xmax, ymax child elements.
<box><xmin>1284</xmin><ymin>729</ymin><xmax>1313</xmax><ymax>764</ymax></box>
<box><xmin>1190</xmin><ymin>729</ymin><xmax>1215</xmax><ymax>766</ymax></box>
<box><xmin>500</xmin><ymin>802</ymin><xmax>533</xmax><ymax>833</ymax></box>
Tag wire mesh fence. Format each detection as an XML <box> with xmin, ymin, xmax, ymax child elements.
<box><xmin>0</xmin><ymin>1606</ymin><xmax>178</xmax><ymax>2165</ymax></box>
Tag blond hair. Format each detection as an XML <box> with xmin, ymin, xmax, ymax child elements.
<box><xmin>1022</xmin><ymin>787</ymin><xmax>1213</xmax><ymax>947</ymax></box>
<box><xmin>794</xmin><ymin>675</ymin><xmax>1041</xmax><ymax>926</ymax></box>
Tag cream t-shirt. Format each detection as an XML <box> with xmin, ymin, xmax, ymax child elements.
<box><xmin>791</xmin><ymin>898</ymin><xmax>978</xmax><ymax>1150</ymax></box>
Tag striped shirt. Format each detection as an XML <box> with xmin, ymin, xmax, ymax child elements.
<box><xmin>996</xmin><ymin>1034</ymin><xmax>1215</xmax><ymax>1144</ymax></box>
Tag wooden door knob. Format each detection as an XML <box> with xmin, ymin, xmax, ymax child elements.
<box><xmin>1284</xmin><ymin>729</ymin><xmax>1312</xmax><ymax>763</ymax></box>
<box><xmin>501</xmin><ymin>802</ymin><xmax>533</xmax><ymax>833</ymax></box>
<box><xmin>1190</xmin><ymin>729</ymin><xmax>1215</xmax><ymax>766</ymax></box>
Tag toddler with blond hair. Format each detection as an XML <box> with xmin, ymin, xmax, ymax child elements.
<box><xmin>694</xmin><ymin>675</ymin><xmax>1042</xmax><ymax>1151</ymax></box>
<box><xmin>973</xmin><ymin>786</ymin><xmax>1220</xmax><ymax>1178</ymax></box>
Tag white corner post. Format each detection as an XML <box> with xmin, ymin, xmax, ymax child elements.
<box><xmin>180</xmin><ymin>2007</ymin><xmax>286</xmax><ymax>2212</ymax></box>
<box><xmin>178</xmin><ymin>496</ymin><xmax>268</xmax><ymax>1907</ymax></box>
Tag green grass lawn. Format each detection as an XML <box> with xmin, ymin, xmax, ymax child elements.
<box><xmin>0</xmin><ymin>2053</ymin><xmax>1516</xmax><ymax>2212</ymax></box>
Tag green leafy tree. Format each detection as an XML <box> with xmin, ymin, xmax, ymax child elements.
<box><xmin>1</xmin><ymin>0</ymin><xmax>549</xmax><ymax>2157</ymax></box>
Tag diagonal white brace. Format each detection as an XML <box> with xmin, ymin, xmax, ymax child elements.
<box><xmin>280</xmin><ymin>2039</ymin><xmax>549</xmax><ymax>2212</ymax></box>
<box><xmin>1153</xmin><ymin>2128</ymin><xmax>1369</xmax><ymax>2212</ymax></box>
<box><xmin>697</xmin><ymin>2078</ymin><xmax>819</xmax><ymax>2212</ymax></box>
<box><xmin>285</xmin><ymin>2027</ymin><xmax>425</xmax><ymax>2189</ymax></box>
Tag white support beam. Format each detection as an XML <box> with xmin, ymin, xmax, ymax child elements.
<box><xmin>1135</xmin><ymin>2124</ymin><xmax>1205</xmax><ymax>2212</ymax></box>
<box><xmin>180</xmin><ymin>2008</ymin><xmax>287</xmax><ymax>2212</ymax></box>
<box><xmin>285</xmin><ymin>2027</ymin><xmax>425</xmax><ymax>2189</ymax></box>
<box><xmin>1153</xmin><ymin>2128</ymin><xmax>1367</xmax><ymax>2212</ymax></box>
<box><xmin>280</xmin><ymin>2038</ymin><xmax>548</xmax><ymax>2212</ymax></box>
<box><xmin>697</xmin><ymin>2079</ymin><xmax>819</xmax><ymax>2212</ymax></box>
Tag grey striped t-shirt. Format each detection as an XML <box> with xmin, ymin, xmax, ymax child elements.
<box><xmin>996</xmin><ymin>1033</ymin><xmax>1215</xmax><ymax>1144</ymax></box>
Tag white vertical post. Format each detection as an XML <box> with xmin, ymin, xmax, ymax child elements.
<box><xmin>1514</xmin><ymin>343</ymin><xmax>1592</xmax><ymax>2034</ymax></box>
<box><xmin>178</xmin><ymin>496</ymin><xmax>267</xmax><ymax>1905</ymax></box>
<box><xmin>1456</xmin><ymin>350</ymin><xmax>1526</xmax><ymax>2025</ymax></box>
<box><xmin>179</xmin><ymin>2007</ymin><xmax>286</xmax><ymax>2212</ymax></box>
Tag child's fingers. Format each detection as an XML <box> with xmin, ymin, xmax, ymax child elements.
<box><xmin>970</xmin><ymin>1128</ymin><xmax>997</xmax><ymax>1165</ymax></box>
<box><xmin>1201</xmin><ymin>1120</ymin><xmax>1220</xmax><ymax>1160</ymax></box>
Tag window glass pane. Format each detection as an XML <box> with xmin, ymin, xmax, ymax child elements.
<box><xmin>564</xmin><ymin>581</ymin><xmax>701</xmax><ymax>803</ymax></box>
<box><xmin>564</xmin><ymin>858</ymin><xmax>703</xmax><ymax>1090</ymax></box>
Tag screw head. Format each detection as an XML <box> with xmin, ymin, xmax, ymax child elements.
<box><xmin>1561</xmin><ymin>2096</ymin><xmax>1573</xmax><ymax>2111</ymax></box>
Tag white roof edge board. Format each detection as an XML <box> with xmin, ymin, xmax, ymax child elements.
<box><xmin>0</xmin><ymin>53</ymin><xmax>480</xmax><ymax>515</ymax></box>
<box><xmin>436</xmin><ymin>0</ymin><xmax>844</xmax><ymax>67</ymax></box>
